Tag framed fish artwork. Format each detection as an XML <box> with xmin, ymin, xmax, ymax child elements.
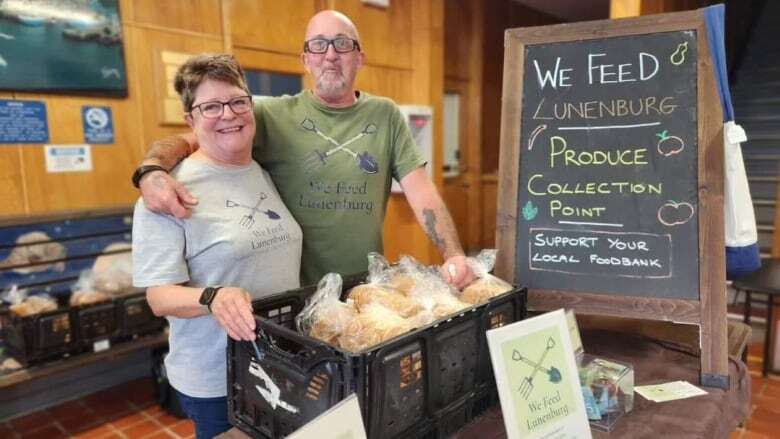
<box><xmin>0</xmin><ymin>0</ymin><xmax>127</xmax><ymax>96</ymax></box>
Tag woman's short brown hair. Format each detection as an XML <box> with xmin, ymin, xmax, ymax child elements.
<box><xmin>174</xmin><ymin>53</ymin><xmax>250</xmax><ymax>112</ymax></box>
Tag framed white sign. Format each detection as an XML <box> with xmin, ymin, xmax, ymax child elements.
<box><xmin>286</xmin><ymin>393</ymin><xmax>367</xmax><ymax>439</ymax></box>
<box><xmin>487</xmin><ymin>309</ymin><xmax>591</xmax><ymax>439</ymax></box>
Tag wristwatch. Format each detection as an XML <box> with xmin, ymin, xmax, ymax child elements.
<box><xmin>199</xmin><ymin>286</ymin><xmax>223</xmax><ymax>312</ymax></box>
<box><xmin>131</xmin><ymin>165</ymin><xmax>167</xmax><ymax>188</ymax></box>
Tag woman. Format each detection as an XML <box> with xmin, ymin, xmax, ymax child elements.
<box><xmin>132</xmin><ymin>54</ymin><xmax>303</xmax><ymax>438</ymax></box>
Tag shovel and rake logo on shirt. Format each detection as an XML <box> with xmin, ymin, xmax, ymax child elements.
<box><xmin>226</xmin><ymin>192</ymin><xmax>281</xmax><ymax>228</ymax></box>
<box><xmin>300</xmin><ymin>118</ymin><xmax>380</xmax><ymax>174</ymax></box>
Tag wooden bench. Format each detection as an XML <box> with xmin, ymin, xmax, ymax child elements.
<box><xmin>0</xmin><ymin>208</ymin><xmax>167</xmax><ymax>420</ymax></box>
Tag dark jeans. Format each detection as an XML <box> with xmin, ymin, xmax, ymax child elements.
<box><xmin>175</xmin><ymin>390</ymin><xmax>231</xmax><ymax>439</ymax></box>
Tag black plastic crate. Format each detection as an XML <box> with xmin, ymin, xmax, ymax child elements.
<box><xmin>227</xmin><ymin>275</ymin><xmax>526</xmax><ymax>439</ymax></box>
<box><xmin>73</xmin><ymin>300</ymin><xmax>119</xmax><ymax>348</ymax></box>
<box><xmin>432</xmin><ymin>386</ymin><xmax>498</xmax><ymax>439</ymax></box>
<box><xmin>1</xmin><ymin>291</ymin><xmax>166</xmax><ymax>365</ymax></box>
<box><xmin>116</xmin><ymin>292</ymin><xmax>166</xmax><ymax>339</ymax></box>
<box><xmin>0</xmin><ymin>295</ymin><xmax>76</xmax><ymax>366</ymax></box>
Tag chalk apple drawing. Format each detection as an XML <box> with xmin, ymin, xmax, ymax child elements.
<box><xmin>656</xmin><ymin>130</ymin><xmax>685</xmax><ymax>156</ymax></box>
<box><xmin>657</xmin><ymin>200</ymin><xmax>695</xmax><ymax>226</ymax></box>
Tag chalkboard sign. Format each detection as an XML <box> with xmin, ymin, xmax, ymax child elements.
<box><xmin>516</xmin><ymin>31</ymin><xmax>699</xmax><ymax>300</ymax></box>
<box><xmin>495</xmin><ymin>10</ymin><xmax>728</xmax><ymax>388</ymax></box>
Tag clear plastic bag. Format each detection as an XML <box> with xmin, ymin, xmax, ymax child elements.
<box><xmin>338</xmin><ymin>303</ymin><xmax>413</xmax><ymax>352</ymax></box>
<box><xmin>4</xmin><ymin>286</ymin><xmax>57</xmax><ymax>316</ymax></box>
<box><xmin>396</xmin><ymin>255</ymin><xmax>471</xmax><ymax>320</ymax></box>
<box><xmin>347</xmin><ymin>253</ymin><xmax>423</xmax><ymax>318</ymax></box>
<box><xmin>0</xmin><ymin>231</ymin><xmax>66</xmax><ymax>274</ymax></box>
<box><xmin>296</xmin><ymin>273</ymin><xmax>357</xmax><ymax>345</ymax></box>
<box><xmin>460</xmin><ymin>249</ymin><xmax>513</xmax><ymax>305</ymax></box>
<box><xmin>69</xmin><ymin>269</ymin><xmax>112</xmax><ymax>306</ymax></box>
<box><xmin>92</xmin><ymin>242</ymin><xmax>134</xmax><ymax>295</ymax></box>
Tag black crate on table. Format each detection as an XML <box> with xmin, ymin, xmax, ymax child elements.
<box><xmin>227</xmin><ymin>274</ymin><xmax>526</xmax><ymax>439</ymax></box>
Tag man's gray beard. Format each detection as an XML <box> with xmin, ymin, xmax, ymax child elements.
<box><xmin>316</xmin><ymin>76</ymin><xmax>347</xmax><ymax>100</ymax></box>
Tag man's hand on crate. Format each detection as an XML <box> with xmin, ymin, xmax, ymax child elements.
<box><xmin>210</xmin><ymin>287</ymin><xmax>257</xmax><ymax>341</ymax></box>
<box><xmin>441</xmin><ymin>255</ymin><xmax>476</xmax><ymax>290</ymax></box>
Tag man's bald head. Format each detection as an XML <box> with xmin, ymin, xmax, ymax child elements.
<box><xmin>301</xmin><ymin>10</ymin><xmax>364</xmax><ymax>108</ymax></box>
<box><xmin>305</xmin><ymin>10</ymin><xmax>361</xmax><ymax>42</ymax></box>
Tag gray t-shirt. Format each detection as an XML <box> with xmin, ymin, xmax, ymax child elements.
<box><xmin>132</xmin><ymin>158</ymin><xmax>303</xmax><ymax>398</ymax></box>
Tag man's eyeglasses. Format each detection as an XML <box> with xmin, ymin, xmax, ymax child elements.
<box><xmin>190</xmin><ymin>95</ymin><xmax>252</xmax><ymax>119</ymax></box>
<box><xmin>304</xmin><ymin>37</ymin><xmax>361</xmax><ymax>54</ymax></box>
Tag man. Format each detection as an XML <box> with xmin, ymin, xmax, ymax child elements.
<box><xmin>134</xmin><ymin>10</ymin><xmax>475</xmax><ymax>288</ymax></box>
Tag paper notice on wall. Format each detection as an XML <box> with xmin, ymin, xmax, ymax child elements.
<box><xmin>45</xmin><ymin>144</ymin><xmax>92</xmax><ymax>173</ymax></box>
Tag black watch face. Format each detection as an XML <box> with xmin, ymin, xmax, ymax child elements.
<box><xmin>200</xmin><ymin>287</ymin><xmax>215</xmax><ymax>306</ymax></box>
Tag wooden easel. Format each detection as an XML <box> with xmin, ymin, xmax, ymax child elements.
<box><xmin>495</xmin><ymin>9</ymin><xmax>728</xmax><ymax>388</ymax></box>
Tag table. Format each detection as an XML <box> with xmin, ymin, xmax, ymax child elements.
<box><xmin>453</xmin><ymin>329</ymin><xmax>750</xmax><ymax>439</ymax></box>
<box><xmin>220</xmin><ymin>329</ymin><xmax>750</xmax><ymax>439</ymax></box>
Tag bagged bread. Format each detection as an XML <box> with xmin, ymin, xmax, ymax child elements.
<box><xmin>10</xmin><ymin>294</ymin><xmax>57</xmax><ymax>317</ymax></box>
<box><xmin>459</xmin><ymin>249</ymin><xmax>513</xmax><ymax>305</ymax></box>
<box><xmin>70</xmin><ymin>290</ymin><xmax>112</xmax><ymax>306</ymax></box>
<box><xmin>92</xmin><ymin>242</ymin><xmax>134</xmax><ymax>294</ymax></box>
<box><xmin>0</xmin><ymin>231</ymin><xmax>66</xmax><ymax>274</ymax></box>
<box><xmin>338</xmin><ymin>303</ymin><xmax>413</xmax><ymax>352</ymax></box>
<box><xmin>395</xmin><ymin>255</ymin><xmax>471</xmax><ymax>320</ymax></box>
<box><xmin>296</xmin><ymin>273</ymin><xmax>356</xmax><ymax>345</ymax></box>
<box><xmin>348</xmin><ymin>284</ymin><xmax>422</xmax><ymax>318</ymax></box>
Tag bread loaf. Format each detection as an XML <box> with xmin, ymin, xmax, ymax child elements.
<box><xmin>308</xmin><ymin>302</ymin><xmax>357</xmax><ymax>345</ymax></box>
<box><xmin>460</xmin><ymin>278</ymin><xmax>512</xmax><ymax>305</ymax></box>
<box><xmin>10</xmin><ymin>295</ymin><xmax>57</xmax><ymax>317</ymax></box>
<box><xmin>338</xmin><ymin>305</ymin><xmax>412</xmax><ymax>352</ymax></box>
<box><xmin>347</xmin><ymin>284</ymin><xmax>422</xmax><ymax>318</ymax></box>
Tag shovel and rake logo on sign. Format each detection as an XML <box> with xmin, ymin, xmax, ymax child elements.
<box><xmin>300</xmin><ymin>118</ymin><xmax>380</xmax><ymax>174</ymax></box>
<box><xmin>226</xmin><ymin>192</ymin><xmax>281</xmax><ymax>228</ymax></box>
<box><xmin>513</xmin><ymin>336</ymin><xmax>562</xmax><ymax>400</ymax></box>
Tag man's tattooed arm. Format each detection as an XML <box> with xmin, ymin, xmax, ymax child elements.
<box><xmin>422</xmin><ymin>207</ymin><xmax>464</xmax><ymax>259</ymax></box>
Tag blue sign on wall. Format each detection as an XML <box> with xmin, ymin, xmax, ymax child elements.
<box><xmin>0</xmin><ymin>100</ymin><xmax>49</xmax><ymax>144</ymax></box>
<box><xmin>82</xmin><ymin>106</ymin><xmax>115</xmax><ymax>144</ymax></box>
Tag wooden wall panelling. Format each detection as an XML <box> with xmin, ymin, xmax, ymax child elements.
<box><xmin>127</xmin><ymin>26</ymin><xmax>224</xmax><ymax>154</ymax></box>
<box><xmin>463</xmin><ymin>1</ymin><xmax>484</xmax><ymax>252</ymax></box>
<box><xmin>228</xmin><ymin>0</ymin><xmax>318</xmax><ymax>54</ymax></box>
<box><xmin>126</xmin><ymin>0</ymin><xmax>223</xmax><ymax>35</ymax></box>
<box><xmin>444</xmin><ymin>0</ymin><xmax>473</xmax><ymax>82</ymax></box>
<box><xmin>16</xmin><ymin>93</ymin><xmax>142</xmax><ymax>213</ymax></box>
<box><xmin>333</xmin><ymin>0</ymin><xmax>412</xmax><ymax>70</ymax></box>
<box><xmin>480</xmin><ymin>0</ymin><xmax>510</xmax><ymax>174</ymax></box>
<box><xmin>232</xmin><ymin>47</ymin><xmax>310</xmax><ymax>90</ymax></box>
<box><xmin>442</xmin><ymin>79</ymin><xmax>470</xmax><ymax>249</ymax></box>
<box><xmin>0</xmin><ymin>145</ymin><xmax>26</xmax><ymax>216</ymax></box>
<box><xmin>354</xmin><ymin>65</ymin><xmax>414</xmax><ymax>106</ymax></box>
<box><xmin>639</xmin><ymin>0</ymin><xmax>708</xmax><ymax>15</ymax></box>
<box><xmin>381</xmin><ymin>0</ymin><xmax>442</xmax><ymax>265</ymax></box>
<box><xmin>0</xmin><ymin>92</ymin><xmax>26</xmax><ymax>217</ymax></box>
<box><xmin>482</xmin><ymin>174</ymin><xmax>498</xmax><ymax>249</ymax></box>
<box><xmin>480</xmin><ymin>2</ymin><xmax>560</xmax><ymax>174</ymax></box>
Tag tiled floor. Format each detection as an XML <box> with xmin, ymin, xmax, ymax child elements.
<box><xmin>3</xmin><ymin>322</ymin><xmax>780</xmax><ymax>439</ymax></box>
<box><xmin>0</xmin><ymin>378</ymin><xmax>194</xmax><ymax>439</ymax></box>
<box><xmin>729</xmin><ymin>340</ymin><xmax>780</xmax><ymax>439</ymax></box>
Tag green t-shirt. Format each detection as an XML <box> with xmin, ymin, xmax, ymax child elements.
<box><xmin>253</xmin><ymin>90</ymin><xmax>425</xmax><ymax>285</ymax></box>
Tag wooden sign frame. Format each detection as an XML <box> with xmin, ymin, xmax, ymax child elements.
<box><xmin>495</xmin><ymin>9</ymin><xmax>727</xmax><ymax>388</ymax></box>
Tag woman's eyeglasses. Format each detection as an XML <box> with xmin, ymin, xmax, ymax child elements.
<box><xmin>304</xmin><ymin>37</ymin><xmax>360</xmax><ymax>54</ymax></box>
<box><xmin>190</xmin><ymin>95</ymin><xmax>252</xmax><ymax>119</ymax></box>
